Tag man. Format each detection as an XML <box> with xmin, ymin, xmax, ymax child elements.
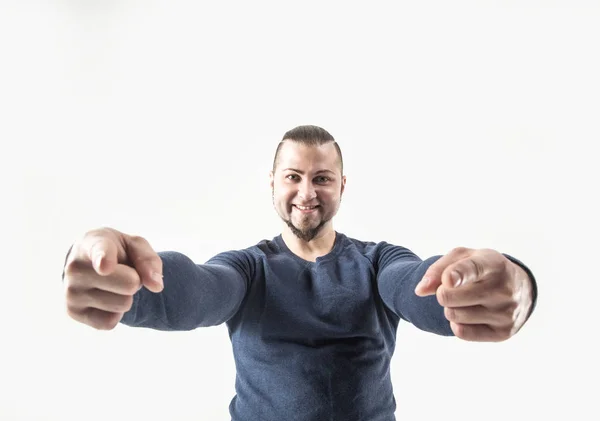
<box><xmin>63</xmin><ymin>125</ymin><xmax>537</xmax><ymax>421</ymax></box>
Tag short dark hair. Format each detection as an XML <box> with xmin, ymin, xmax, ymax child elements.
<box><xmin>272</xmin><ymin>125</ymin><xmax>343</xmax><ymax>174</ymax></box>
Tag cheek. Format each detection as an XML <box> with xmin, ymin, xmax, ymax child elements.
<box><xmin>274</xmin><ymin>190</ymin><xmax>294</xmax><ymax>205</ymax></box>
<box><xmin>321</xmin><ymin>189</ymin><xmax>339</xmax><ymax>202</ymax></box>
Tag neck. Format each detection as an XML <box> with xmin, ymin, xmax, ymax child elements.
<box><xmin>281</xmin><ymin>223</ymin><xmax>337</xmax><ymax>261</ymax></box>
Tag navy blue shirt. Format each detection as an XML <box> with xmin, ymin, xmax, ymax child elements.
<box><xmin>120</xmin><ymin>232</ymin><xmax>536</xmax><ymax>421</ymax></box>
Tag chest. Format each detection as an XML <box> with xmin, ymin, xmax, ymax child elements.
<box><xmin>254</xmin><ymin>256</ymin><xmax>384</xmax><ymax>340</ymax></box>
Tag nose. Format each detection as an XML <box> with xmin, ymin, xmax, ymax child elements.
<box><xmin>298</xmin><ymin>180</ymin><xmax>317</xmax><ymax>202</ymax></box>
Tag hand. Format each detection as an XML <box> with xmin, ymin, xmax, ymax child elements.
<box><xmin>414</xmin><ymin>247</ymin><xmax>533</xmax><ymax>342</ymax></box>
<box><xmin>63</xmin><ymin>227</ymin><xmax>164</xmax><ymax>330</ymax></box>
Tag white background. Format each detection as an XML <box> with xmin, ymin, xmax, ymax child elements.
<box><xmin>1</xmin><ymin>1</ymin><xmax>598</xmax><ymax>420</ymax></box>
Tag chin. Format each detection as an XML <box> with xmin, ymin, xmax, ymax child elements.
<box><xmin>286</xmin><ymin>217</ymin><xmax>330</xmax><ymax>242</ymax></box>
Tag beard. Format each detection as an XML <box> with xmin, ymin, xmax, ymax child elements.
<box><xmin>285</xmin><ymin>217</ymin><xmax>328</xmax><ymax>242</ymax></box>
<box><xmin>272</xmin><ymin>191</ymin><xmax>337</xmax><ymax>242</ymax></box>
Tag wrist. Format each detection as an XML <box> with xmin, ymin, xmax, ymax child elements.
<box><xmin>512</xmin><ymin>262</ymin><xmax>534</xmax><ymax>325</ymax></box>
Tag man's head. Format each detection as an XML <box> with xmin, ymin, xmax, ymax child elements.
<box><xmin>270</xmin><ymin>125</ymin><xmax>346</xmax><ymax>242</ymax></box>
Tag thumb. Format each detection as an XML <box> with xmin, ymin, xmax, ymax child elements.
<box><xmin>415</xmin><ymin>249</ymin><xmax>473</xmax><ymax>296</ymax></box>
<box><xmin>122</xmin><ymin>234</ymin><xmax>164</xmax><ymax>293</ymax></box>
<box><xmin>415</xmin><ymin>270</ymin><xmax>461</xmax><ymax>297</ymax></box>
<box><xmin>415</xmin><ymin>273</ymin><xmax>441</xmax><ymax>297</ymax></box>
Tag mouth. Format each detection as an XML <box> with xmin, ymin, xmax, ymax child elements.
<box><xmin>293</xmin><ymin>204</ymin><xmax>320</xmax><ymax>213</ymax></box>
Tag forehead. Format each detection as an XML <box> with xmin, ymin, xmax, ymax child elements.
<box><xmin>277</xmin><ymin>141</ymin><xmax>340</xmax><ymax>172</ymax></box>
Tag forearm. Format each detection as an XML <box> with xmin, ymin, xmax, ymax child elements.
<box><xmin>120</xmin><ymin>251</ymin><xmax>247</xmax><ymax>331</ymax></box>
<box><xmin>377</xmin><ymin>253</ymin><xmax>538</xmax><ymax>337</ymax></box>
<box><xmin>378</xmin><ymin>255</ymin><xmax>454</xmax><ymax>336</ymax></box>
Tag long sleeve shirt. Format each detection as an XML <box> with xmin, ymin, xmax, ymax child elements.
<box><xmin>120</xmin><ymin>232</ymin><xmax>537</xmax><ymax>421</ymax></box>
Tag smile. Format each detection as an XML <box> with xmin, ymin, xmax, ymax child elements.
<box><xmin>294</xmin><ymin>205</ymin><xmax>319</xmax><ymax>213</ymax></box>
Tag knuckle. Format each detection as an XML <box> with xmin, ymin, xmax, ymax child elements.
<box><xmin>496</xmin><ymin>282</ymin><xmax>515</xmax><ymax>302</ymax></box>
<box><xmin>499</xmin><ymin>301</ymin><xmax>519</xmax><ymax>325</ymax></box>
<box><xmin>128</xmin><ymin>236</ymin><xmax>159</xmax><ymax>263</ymax></box>
<box><xmin>87</xmin><ymin>227</ymin><xmax>114</xmax><ymax>237</ymax></box>
<box><xmin>125</xmin><ymin>285</ymin><xmax>139</xmax><ymax>296</ymax></box>
<box><xmin>134</xmin><ymin>255</ymin><xmax>159</xmax><ymax>268</ymax></box>
<box><xmin>129</xmin><ymin>234</ymin><xmax>149</xmax><ymax>248</ymax></box>
<box><xmin>98</xmin><ymin>319</ymin><xmax>119</xmax><ymax>331</ymax></box>
<box><xmin>436</xmin><ymin>287</ymin><xmax>451</xmax><ymax>306</ymax></box>
<box><xmin>468</xmin><ymin>258</ymin><xmax>485</xmax><ymax>278</ymax></box>
<box><xmin>94</xmin><ymin>291</ymin><xmax>131</xmax><ymax>313</ymax></box>
<box><xmin>121</xmin><ymin>277</ymin><xmax>141</xmax><ymax>296</ymax></box>
<box><xmin>106</xmin><ymin>271</ymin><xmax>139</xmax><ymax>296</ymax></box>
<box><xmin>83</xmin><ymin>228</ymin><xmax>100</xmax><ymax>238</ymax></box>
<box><xmin>123</xmin><ymin>295</ymin><xmax>134</xmax><ymax>312</ymax></box>
<box><xmin>112</xmin><ymin>294</ymin><xmax>133</xmax><ymax>313</ymax></box>
<box><xmin>495</xmin><ymin>327</ymin><xmax>512</xmax><ymax>342</ymax></box>
<box><xmin>444</xmin><ymin>307</ymin><xmax>456</xmax><ymax>322</ymax></box>
<box><xmin>451</xmin><ymin>246</ymin><xmax>470</xmax><ymax>256</ymax></box>
<box><xmin>90</xmin><ymin>311</ymin><xmax>121</xmax><ymax>331</ymax></box>
<box><xmin>82</xmin><ymin>228</ymin><xmax>108</xmax><ymax>247</ymax></box>
<box><xmin>63</xmin><ymin>260</ymin><xmax>84</xmax><ymax>281</ymax></box>
<box><xmin>64</xmin><ymin>261</ymin><xmax>98</xmax><ymax>289</ymax></box>
<box><xmin>103</xmin><ymin>297</ymin><xmax>120</xmax><ymax>313</ymax></box>
<box><xmin>105</xmin><ymin>312</ymin><xmax>123</xmax><ymax>330</ymax></box>
<box><xmin>66</xmin><ymin>306</ymin><xmax>82</xmax><ymax>322</ymax></box>
<box><xmin>452</xmin><ymin>323</ymin><xmax>467</xmax><ymax>339</ymax></box>
<box><xmin>65</xmin><ymin>286</ymin><xmax>83</xmax><ymax>307</ymax></box>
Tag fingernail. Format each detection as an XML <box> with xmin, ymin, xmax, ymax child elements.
<box><xmin>151</xmin><ymin>272</ymin><xmax>164</xmax><ymax>286</ymax></box>
<box><xmin>93</xmin><ymin>251</ymin><xmax>105</xmax><ymax>271</ymax></box>
<box><xmin>419</xmin><ymin>276</ymin><xmax>430</xmax><ymax>290</ymax></box>
<box><xmin>451</xmin><ymin>271</ymin><xmax>462</xmax><ymax>287</ymax></box>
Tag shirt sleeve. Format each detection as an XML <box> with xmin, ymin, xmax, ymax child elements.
<box><xmin>375</xmin><ymin>243</ymin><xmax>539</xmax><ymax>337</ymax></box>
<box><xmin>120</xmin><ymin>249</ymin><xmax>253</xmax><ymax>331</ymax></box>
<box><xmin>375</xmin><ymin>243</ymin><xmax>453</xmax><ymax>336</ymax></box>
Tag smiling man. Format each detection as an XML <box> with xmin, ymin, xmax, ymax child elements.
<box><xmin>270</xmin><ymin>128</ymin><xmax>345</xmax><ymax>255</ymax></box>
<box><xmin>62</xmin><ymin>125</ymin><xmax>538</xmax><ymax>421</ymax></box>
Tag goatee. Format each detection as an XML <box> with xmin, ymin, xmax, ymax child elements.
<box><xmin>286</xmin><ymin>219</ymin><xmax>327</xmax><ymax>242</ymax></box>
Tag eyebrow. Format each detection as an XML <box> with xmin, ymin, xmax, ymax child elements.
<box><xmin>283</xmin><ymin>168</ymin><xmax>335</xmax><ymax>175</ymax></box>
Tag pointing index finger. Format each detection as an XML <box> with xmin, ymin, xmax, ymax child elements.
<box><xmin>415</xmin><ymin>247</ymin><xmax>474</xmax><ymax>296</ymax></box>
<box><xmin>74</xmin><ymin>228</ymin><xmax>123</xmax><ymax>276</ymax></box>
<box><xmin>445</xmin><ymin>256</ymin><xmax>487</xmax><ymax>288</ymax></box>
<box><xmin>444</xmin><ymin>249</ymin><xmax>507</xmax><ymax>288</ymax></box>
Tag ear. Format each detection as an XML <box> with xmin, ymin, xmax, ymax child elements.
<box><xmin>269</xmin><ymin>170</ymin><xmax>274</xmax><ymax>190</ymax></box>
<box><xmin>341</xmin><ymin>175</ymin><xmax>346</xmax><ymax>195</ymax></box>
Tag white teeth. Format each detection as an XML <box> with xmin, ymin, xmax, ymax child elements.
<box><xmin>296</xmin><ymin>205</ymin><xmax>317</xmax><ymax>210</ymax></box>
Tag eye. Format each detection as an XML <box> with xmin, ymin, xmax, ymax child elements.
<box><xmin>285</xmin><ymin>174</ymin><xmax>299</xmax><ymax>181</ymax></box>
<box><xmin>315</xmin><ymin>176</ymin><xmax>331</xmax><ymax>183</ymax></box>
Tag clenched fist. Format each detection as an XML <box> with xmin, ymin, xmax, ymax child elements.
<box><xmin>62</xmin><ymin>227</ymin><xmax>164</xmax><ymax>330</ymax></box>
<box><xmin>414</xmin><ymin>247</ymin><xmax>534</xmax><ymax>342</ymax></box>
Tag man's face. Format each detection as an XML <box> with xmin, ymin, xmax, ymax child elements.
<box><xmin>270</xmin><ymin>141</ymin><xmax>346</xmax><ymax>242</ymax></box>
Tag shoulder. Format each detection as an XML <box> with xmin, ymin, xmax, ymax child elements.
<box><xmin>339</xmin><ymin>233</ymin><xmax>422</xmax><ymax>267</ymax></box>
<box><xmin>204</xmin><ymin>236</ymin><xmax>279</xmax><ymax>271</ymax></box>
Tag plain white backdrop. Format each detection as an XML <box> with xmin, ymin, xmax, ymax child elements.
<box><xmin>1</xmin><ymin>1</ymin><xmax>598</xmax><ymax>420</ymax></box>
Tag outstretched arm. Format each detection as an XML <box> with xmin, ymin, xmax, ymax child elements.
<box><xmin>121</xmin><ymin>250</ymin><xmax>251</xmax><ymax>331</ymax></box>
<box><xmin>63</xmin><ymin>227</ymin><xmax>252</xmax><ymax>331</ymax></box>
<box><xmin>376</xmin><ymin>244</ymin><xmax>537</xmax><ymax>341</ymax></box>
<box><xmin>376</xmin><ymin>246</ymin><xmax>453</xmax><ymax>336</ymax></box>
